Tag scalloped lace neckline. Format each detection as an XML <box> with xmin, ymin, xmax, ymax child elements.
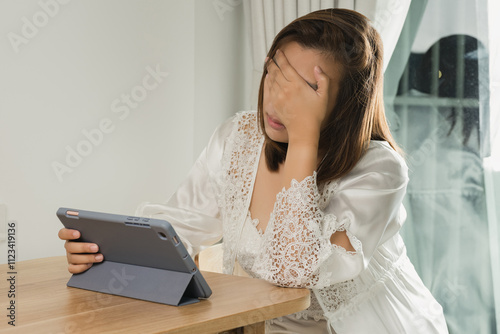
<box><xmin>247</xmin><ymin>211</ymin><xmax>264</xmax><ymax>237</ymax></box>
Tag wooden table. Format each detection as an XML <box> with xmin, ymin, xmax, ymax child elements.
<box><xmin>0</xmin><ymin>257</ymin><xmax>310</xmax><ymax>333</ymax></box>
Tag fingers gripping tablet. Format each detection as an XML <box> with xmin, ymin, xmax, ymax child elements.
<box><xmin>57</xmin><ymin>207</ymin><xmax>212</xmax><ymax>306</ymax></box>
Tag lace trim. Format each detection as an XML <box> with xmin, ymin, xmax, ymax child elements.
<box><xmin>240</xmin><ymin>212</ymin><xmax>326</xmax><ymax>322</ymax></box>
<box><xmin>318</xmin><ymin>180</ymin><xmax>338</xmax><ymax>210</ymax></box>
<box><xmin>217</xmin><ymin>111</ymin><xmax>264</xmax><ymax>274</ymax></box>
<box><xmin>314</xmin><ymin>279</ymin><xmax>361</xmax><ymax>316</ymax></box>
<box><xmin>331</xmin><ymin>219</ymin><xmax>363</xmax><ymax>257</ymax></box>
<box><xmin>254</xmin><ymin>173</ymin><xmax>347</xmax><ymax>288</ymax></box>
<box><xmin>291</xmin><ymin>291</ymin><xmax>326</xmax><ymax>321</ymax></box>
<box><xmin>316</xmin><ymin>254</ymin><xmax>412</xmax><ymax>320</ymax></box>
<box><xmin>247</xmin><ymin>212</ymin><xmax>264</xmax><ymax>237</ymax></box>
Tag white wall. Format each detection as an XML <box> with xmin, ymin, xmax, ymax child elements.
<box><xmin>0</xmin><ymin>0</ymin><xmax>251</xmax><ymax>262</ymax></box>
<box><xmin>194</xmin><ymin>0</ymin><xmax>252</xmax><ymax>155</ymax></box>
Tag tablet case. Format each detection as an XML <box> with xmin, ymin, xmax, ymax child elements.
<box><xmin>57</xmin><ymin>208</ymin><xmax>212</xmax><ymax>306</ymax></box>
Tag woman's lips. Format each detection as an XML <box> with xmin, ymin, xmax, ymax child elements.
<box><xmin>266</xmin><ymin>114</ymin><xmax>285</xmax><ymax>130</ymax></box>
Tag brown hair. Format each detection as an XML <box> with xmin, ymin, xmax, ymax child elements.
<box><xmin>257</xmin><ymin>8</ymin><xmax>401</xmax><ymax>185</ymax></box>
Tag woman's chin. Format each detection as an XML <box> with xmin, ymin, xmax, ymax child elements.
<box><xmin>264</xmin><ymin>126</ymin><xmax>289</xmax><ymax>143</ymax></box>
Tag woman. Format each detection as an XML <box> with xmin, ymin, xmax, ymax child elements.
<box><xmin>59</xmin><ymin>8</ymin><xmax>448</xmax><ymax>333</ymax></box>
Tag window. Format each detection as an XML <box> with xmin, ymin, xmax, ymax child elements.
<box><xmin>384</xmin><ymin>0</ymin><xmax>498</xmax><ymax>332</ymax></box>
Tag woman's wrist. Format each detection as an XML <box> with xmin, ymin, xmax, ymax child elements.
<box><xmin>286</xmin><ymin>122</ymin><xmax>321</xmax><ymax>147</ymax></box>
<box><xmin>288</xmin><ymin>134</ymin><xmax>319</xmax><ymax>152</ymax></box>
<box><xmin>282</xmin><ymin>136</ymin><xmax>319</xmax><ymax>188</ymax></box>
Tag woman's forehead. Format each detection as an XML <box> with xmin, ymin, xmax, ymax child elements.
<box><xmin>280</xmin><ymin>41</ymin><xmax>341</xmax><ymax>85</ymax></box>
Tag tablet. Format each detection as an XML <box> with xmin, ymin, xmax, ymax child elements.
<box><xmin>57</xmin><ymin>207</ymin><xmax>212</xmax><ymax>306</ymax></box>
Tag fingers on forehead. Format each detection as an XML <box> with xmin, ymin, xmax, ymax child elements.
<box><xmin>265</xmin><ymin>57</ymin><xmax>278</xmax><ymax>72</ymax></box>
<box><xmin>266</xmin><ymin>49</ymin><xmax>285</xmax><ymax>69</ymax></box>
<box><xmin>273</xmin><ymin>50</ymin><xmax>299</xmax><ymax>81</ymax></box>
<box><xmin>273</xmin><ymin>50</ymin><xmax>287</xmax><ymax>69</ymax></box>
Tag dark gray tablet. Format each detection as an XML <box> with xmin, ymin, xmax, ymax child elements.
<box><xmin>57</xmin><ymin>207</ymin><xmax>212</xmax><ymax>306</ymax></box>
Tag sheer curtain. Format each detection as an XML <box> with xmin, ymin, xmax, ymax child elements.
<box><xmin>485</xmin><ymin>0</ymin><xmax>500</xmax><ymax>328</ymax></box>
<box><xmin>243</xmin><ymin>0</ymin><xmax>411</xmax><ymax>108</ymax></box>
<box><xmin>385</xmin><ymin>0</ymin><xmax>498</xmax><ymax>332</ymax></box>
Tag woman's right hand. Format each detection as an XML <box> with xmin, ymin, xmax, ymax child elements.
<box><xmin>58</xmin><ymin>228</ymin><xmax>103</xmax><ymax>274</ymax></box>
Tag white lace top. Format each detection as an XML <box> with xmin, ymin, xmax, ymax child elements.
<box><xmin>136</xmin><ymin>111</ymin><xmax>449</xmax><ymax>334</ymax></box>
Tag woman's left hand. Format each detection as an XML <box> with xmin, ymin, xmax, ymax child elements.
<box><xmin>265</xmin><ymin>49</ymin><xmax>331</xmax><ymax>145</ymax></box>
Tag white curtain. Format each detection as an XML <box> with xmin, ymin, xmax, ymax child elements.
<box><xmin>243</xmin><ymin>0</ymin><xmax>412</xmax><ymax>108</ymax></box>
<box><xmin>488</xmin><ymin>1</ymin><xmax>500</xmax><ymax>165</ymax></box>
<box><xmin>486</xmin><ymin>0</ymin><xmax>500</xmax><ymax>329</ymax></box>
<box><xmin>385</xmin><ymin>0</ymin><xmax>498</xmax><ymax>331</ymax></box>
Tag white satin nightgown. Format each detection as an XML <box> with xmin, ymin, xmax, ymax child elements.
<box><xmin>136</xmin><ymin>111</ymin><xmax>449</xmax><ymax>333</ymax></box>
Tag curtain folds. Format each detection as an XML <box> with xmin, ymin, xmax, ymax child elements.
<box><xmin>385</xmin><ymin>0</ymin><xmax>498</xmax><ymax>332</ymax></box>
<box><xmin>485</xmin><ymin>0</ymin><xmax>500</xmax><ymax>329</ymax></box>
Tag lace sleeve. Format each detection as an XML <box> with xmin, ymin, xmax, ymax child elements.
<box><xmin>252</xmin><ymin>173</ymin><xmax>363</xmax><ymax>289</ymax></box>
<box><xmin>252</xmin><ymin>142</ymin><xmax>408</xmax><ymax>289</ymax></box>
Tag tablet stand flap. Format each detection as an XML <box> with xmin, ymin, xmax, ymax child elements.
<box><xmin>67</xmin><ymin>261</ymin><xmax>200</xmax><ymax>306</ymax></box>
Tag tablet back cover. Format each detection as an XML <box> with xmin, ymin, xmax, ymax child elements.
<box><xmin>58</xmin><ymin>208</ymin><xmax>211</xmax><ymax>305</ymax></box>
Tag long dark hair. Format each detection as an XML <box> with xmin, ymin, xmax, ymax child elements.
<box><xmin>257</xmin><ymin>8</ymin><xmax>401</xmax><ymax>185</ymax></box>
